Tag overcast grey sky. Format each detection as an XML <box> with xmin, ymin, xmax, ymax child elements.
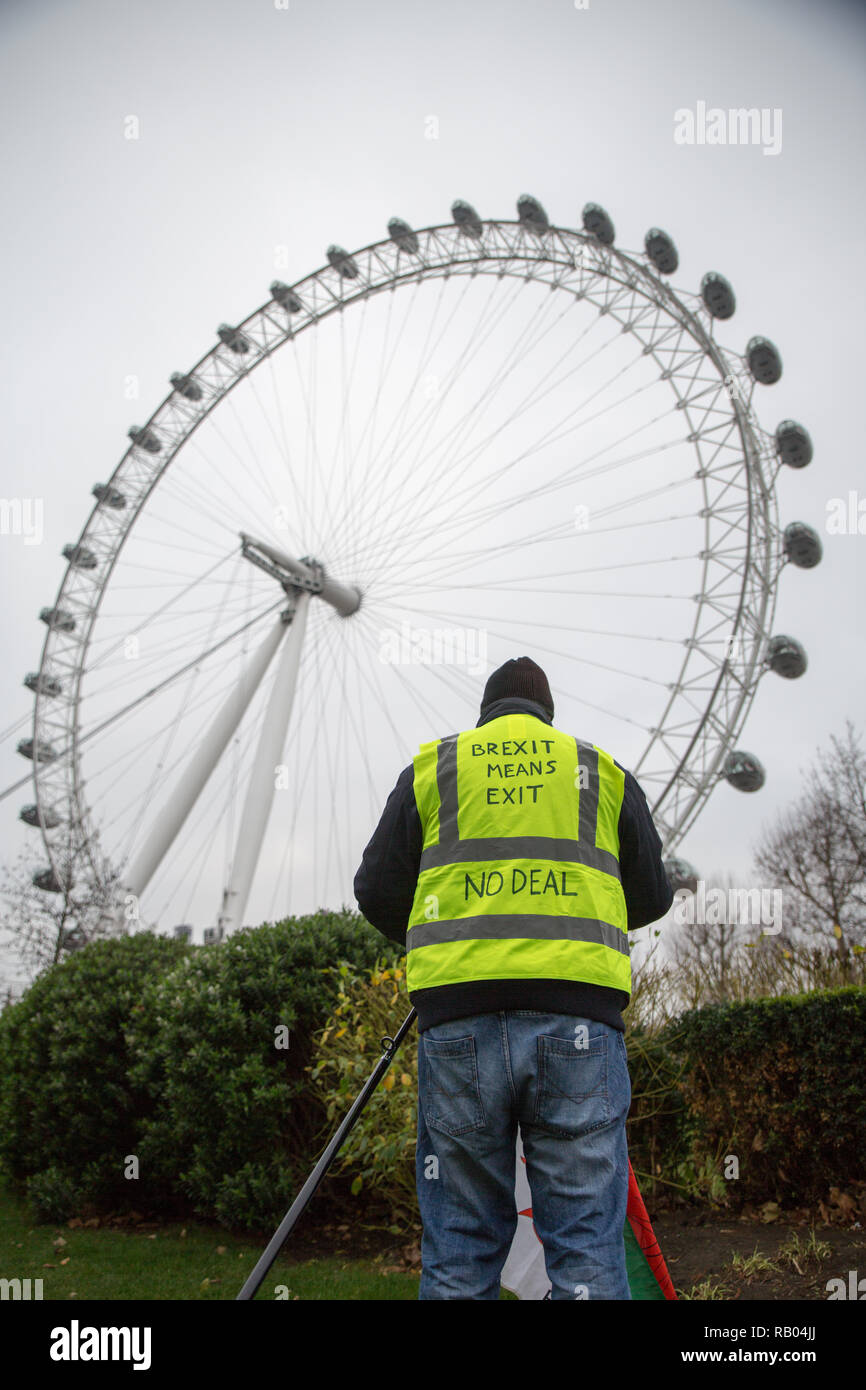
<box><xmin>1</xmin><ymin>0</ymin><xmax>864</xmax><ymax>987</ymax></box>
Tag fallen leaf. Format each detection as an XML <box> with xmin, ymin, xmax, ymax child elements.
<box><xmin>43</xmin><ymin>1263</ymin><xmax>56</xmax><ymax>1269</ymax></box>
<box><xmin>67</xmin><ymin>1218</ymin><xmax>83</xmax><ymax>1230</ymax></box>
<box><xmin>60</xmin><ymin>1258</ymin><xmax>70</xmax><ymax>1266</ymax></box>
<box><xmin>53</xmin><ymin>1236</ymin><xmax>68</xmax><ymax>1250</ymax></box>
<box><xmin>216</xmin><ymin>1246</ymin><xmax>227</xmax><ymax>1255</ymax></box>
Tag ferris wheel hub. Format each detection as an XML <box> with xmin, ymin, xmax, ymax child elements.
<box><xmin>239</xmin><ymin>533</ymin><xmax>361</xmax><ymax>616</ymax></box>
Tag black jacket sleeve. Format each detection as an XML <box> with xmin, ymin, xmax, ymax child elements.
<box><xmin>615</xmin><ymin>766</ymin><xmax>674</xmax><ymax>929</ymax></box>
<box><xmin>353</xmin><ymin>764</ymin><xmax>422</xmax><ymax>945</ymax></box>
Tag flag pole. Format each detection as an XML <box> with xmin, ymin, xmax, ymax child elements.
<box><xmin>236</xmin><ymin>1007</ymin><xmax>417</xmax><ymax>1301</ymax></box>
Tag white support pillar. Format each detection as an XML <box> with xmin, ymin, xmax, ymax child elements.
<box><xmin>217</xmin><ymin>588</ymin><xmax>311</xmax><ymax>933</ymax></box>
<box><xmin>123</xmin><ymin>613</ymin><xmax>290</xmax><ymax>901</ymax></box>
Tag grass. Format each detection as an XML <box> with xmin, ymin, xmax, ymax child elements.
<box><xmin>678</xmin><ymin>1278</ymin><xmax>734</xmax><ymax>1301</ymax></box>
<box><xmin>0</xmin><ymin>1178</ymin><xmax>420</xmax><ymax>1301</ymax></box>
<box><xmin>729</xmin><ymin>1229</ymin><xmax>833</xmax><ymax>1285</ymax></box>
<box><xmin>776</xmin><ymin>1229</ymin><xmax>832</xmax><ymax>1271</ymax></box>
<box><xmin>730</xmin><ymin>1248</ymin><xmax>778</xmax><ymax>1280</ymax></box>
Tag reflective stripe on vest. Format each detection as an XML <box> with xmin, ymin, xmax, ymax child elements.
<box><xmin>406</xmin><ymin>713</ymin><xmax>630</xmax><ymax>996</ymax></box>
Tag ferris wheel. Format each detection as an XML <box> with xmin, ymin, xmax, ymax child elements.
<box><xmin>11</xmin><ymin>194</ymin><xmax>822</xmax><ymax>943</ymax></box>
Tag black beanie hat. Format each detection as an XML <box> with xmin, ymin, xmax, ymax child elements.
<box><xmin>480</xmin><ymin>657</ymin><xmax>554</xmax><ymax>718</ymax></box>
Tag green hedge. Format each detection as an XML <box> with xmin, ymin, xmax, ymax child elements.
<box><xmin>0</xmin><ymin>932</ymin><xmax>191</xmax><ymax>1220</ymax></box>
<box><xmin>659</xmin><ymin>986</ymin><xmax>866</xmax><ymax>1207</ymax></box>
<box><xmin>0</xmin><ymin>911</ymin><xmax>399</xmax><ymax>1229</ymax></box>
<box><xmin>125</xmin><ymin>910</ymin><xmax>399</xmax><ymax>1231</ymax></box>
<box><xmin>3</xmin><ymin>931</ymin><xmax>861</xmax><ymax>1226</ymax></box>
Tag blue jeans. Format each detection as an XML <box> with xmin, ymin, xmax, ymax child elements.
<box><xmin>415</xmin><ymin>1010</ymin><xmax>631</xmax><ymax>1300</ymax></box>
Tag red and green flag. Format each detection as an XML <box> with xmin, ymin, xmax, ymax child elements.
<box><xmin>501</xmin><ymin>1139</ymin><xmax>677</xmax><ymax>1300</ymax></box>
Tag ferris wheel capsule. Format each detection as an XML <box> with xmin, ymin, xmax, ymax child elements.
<box><xmin>663</xmin><ymin>856</ymin><xmax>699</xmax><ymax>893</ymax></box>
<box><xmin>746</xmin><ymin>336</ymin><xmax>783</xmax><ymax>385</ymax></box>
<box><xmin>170</xmin><ymin>371</ymin><xmax>204</xmax><ymax>401</ymax></box>
<box><xmin>217</xmin><ymin>324</ymin><xmax>250</xmax><ymax>354</ymax></box>
<box><xmin>270</xmin><ymin>282</ymin><xmax>303</xmax><ymax>313</ymax></box>
<box><xmin>387</xmin><ymin>218</ymin><xmax>419</xmax><ymax>254</ymax></box>
<box><xmin>62</xmin><ymin>543</ymin><xmax>98</xmax><ymax>570</ymax></box>
<box><xmin>92</xmin><ymin>483</ymin><xmax>127</xmax><ymax>509</ymax></box>
<box><xmin>517</xmin><ymin>195</ymin><xmax>550</xmax><ymax>236</ymax></box>
<box><xmin>24</xmin><ymin>672</ymin><xmax>62</xmax><ymax>696</ymax></box>
<box><xmin>644</xmin><ymin>228</ymin><xmax>678</xmax><ymax>275</ymax></box>
<box><xmin>33</xmin><ymin>866</ymin><xmax>64</xmax><ymax>893</ymax></box>
<box><xmin>128</xmin><ymin>425</ymin><xmax>162</xmax><ymax>453</ymax></box>
<box><xmin>775</xmin><ymin>419</ymin><xmax>813</xmax><ymax>468</ymax></box>
<box><xmin>39</xmin><ymin>607</ymin><xmax>75</xmax><ymax>632</ymax></box>
<box><xmin>723</xmin><ymin>750</ymin><xmax>766</xmax><ymax>792</ymax></box>
<box><xmin>451</xmin><ymin>200</ymin><xmax>483</xmax><ymax>238</ymax></box>
<box><xmin>766</xmin><ymin>635</ymin><xmax>808</xmax><ymax>678</ymax></box>
<box><xmin>700</xmin><ymin>272</ymin><xmax>736</xmax><ymax>319</ymax></box>
<box><xmin>17</xmin><ymin>737</ymin><xmax>58</xmax><ymax>763</ymax></box>
<box><xmin>582</xmin><ymin>202</ymin><xmax>615</xmax><ymax>245</ymax></box>
<box><xmin>20</xmin><ymin>803</ymin><xmax>63</xmax><ymax>828</ymax></box>
<box><xmin>59</xmin><ymin>927</ymin><xmax>87</xmax><ymax>951</ymax></box>
<box><xmin>783</xmin><ymin>521</ymin><xmax>823</xmax><ymax>568</ymax></box>
<box><xmin>326</xmin><ymin>245</ymin><xmax>359</xmax><ymax>278</ymax></box>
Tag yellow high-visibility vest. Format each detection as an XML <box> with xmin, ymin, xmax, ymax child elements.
<box><xmin>406</xmin><ymin>711</ymin><xmax>630</xmax><ymax>996</ymax></box>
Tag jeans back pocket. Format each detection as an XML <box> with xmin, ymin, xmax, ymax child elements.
<box><xmin>534</xmin><ymin>1032</ymin><xmax>611</xmax><ymax>1137</ymax></box>
<box><xmin>421</xmin><ymin>1035</ymin><xmax>486</xmax><ymax>1137</ymax></box>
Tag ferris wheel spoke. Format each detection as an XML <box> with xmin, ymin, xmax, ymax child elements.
<box><xmin>360</xmin><ymin>468</ymin><xmax>693</xmax><ymax>607</ymax></box>
<box><xmin>81</xmin><ymin>589</ymin><xmax>274</xmax><ymax>680</ymax></box>
<box><xmin>358</xmin><ymin>278</ymin><xmax>576</xmax><ymax>543</ymax></box>
<box><xmin>349</xmin><ymin>308</ymin><xmax>609</xmax><ymax>574</ymax></box>
<box><xmin>338</xmin><ymin>273</ymin><xmax>534</xmax><ymax>568</ymax></box>
<box><xmin>366</xmin><ymin>594</ymin><xmax>686</xmax><ymax>650</ymax></box>
<box><xmin>363</xmin><ymin>381</ymin><xmax>685</xmax><ymax>582</ymax></box>
<box><xmin>356</xmin><ymin>313</ymin><xmax>658</xmax><ymax>571</ymax></box>
<box><xmin>359</xmin><ymin>267</ymin><xmax>620</xmax><ymax>544</ymax></box>
<box><xmin>326</xmin><ymin>279</ymin><xmax>407</xmax><ymax>566</ymax></box>
<box><xmin>326</xmin><ymin>274</ymin><xmax>456</xmax><ymax>561</ymax></box>
<box><xmin>399</xmin><ymin>550</ymin><xmax>697</xmax><ymax>593</ymax></box>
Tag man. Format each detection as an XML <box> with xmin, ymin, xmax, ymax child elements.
<box><xmin>353</xmin><ymin>656</ymin><xmax>672</xmax><ymax>1300</ymax></box>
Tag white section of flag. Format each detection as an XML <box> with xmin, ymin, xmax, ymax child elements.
<box><xmin>499</xmin><ymin>1133</ymin><xmax>552</xmax><ymax>1300</ymax></box>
